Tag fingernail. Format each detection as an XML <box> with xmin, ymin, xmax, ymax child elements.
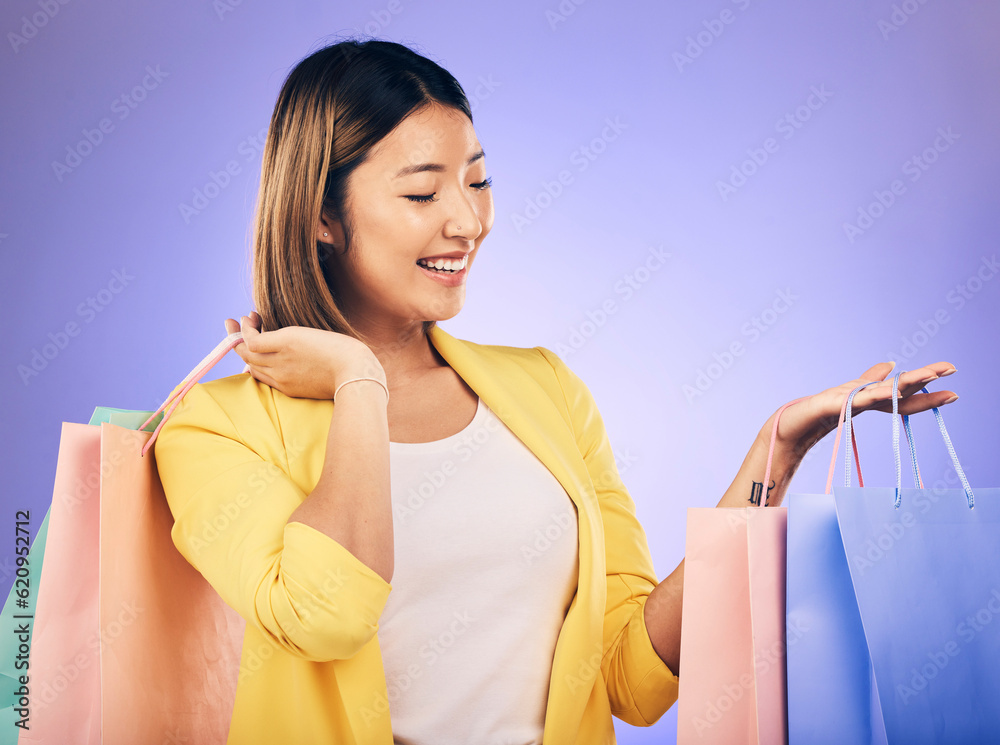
<box><xmin>920</xmin><ymin>375</ymin><xmax>939</xmax><ymax>384</ymax></box>
<box><xmin>943</xmin><ymin>394</ymin><xmax>959</xmax><ymax>404</ymax></box>
<box><xmin>887</xmin><ymin>360</ymin><xmax>897</xmax><ymax>372</ymax></box>
<box><xmin>941</xmin><ymin>367</ymin><xmax>957</xmax><ymax>376</ymax></box>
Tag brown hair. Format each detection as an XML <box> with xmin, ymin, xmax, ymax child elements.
<box><xmin>250</xmin><ymin>37</ymin><xmax>474</xmax><ymax>345</ymax></box>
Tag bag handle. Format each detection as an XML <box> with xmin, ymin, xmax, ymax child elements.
<box><xmin>138</xmin><ymin>332</ymin><xmax>245</xmax><ymax>457</ymax></box>
<box><xmin>890</xmin><ymin>371</ymin><xmax>923</xmax><ymax>495</ymax></box>
<box><xmin>837</xmin><ymin>380</ymin><xmax>888</xmax><ymax>492</ymax></box>
<box><xmin>760</xmin><ymin>392</ymin><xmax>865</xmax><ymax>506</ymax></box>
<box><xmin>832</xmin><ymin>378</ymin><xmax>926</xmax><ymax>495</ymax></box>
<box><xmin>883</xmin><ymin>370</ymin><xmax>975</xmax><ymax>509</ymax></box>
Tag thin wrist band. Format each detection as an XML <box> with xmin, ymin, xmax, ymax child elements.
<box><xmin>333</xmin><ymin>377</ymin><xmax>389</xmax><ymax>403</ymax></box>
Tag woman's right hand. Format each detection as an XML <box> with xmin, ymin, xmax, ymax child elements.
<box><xmin>223</xmin><ymin>312</ymin><xmax>387</xmax><ymax>401</ymax></box>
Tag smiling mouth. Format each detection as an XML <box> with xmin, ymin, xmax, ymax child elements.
<box><xmin>415</xmin><ymin>255</ymin><xmax>468</xmax><ymax>274</ymax></box>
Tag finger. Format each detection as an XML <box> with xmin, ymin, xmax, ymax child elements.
<box><xmin>238</xmin><ymin>316</ymin><xmax>280</xmax><ymax>365</ymax></box>
<box><xmin>858</xmin><ymin>360</ymin><xmax>896</xmax><ymax>383</ymax></box>
<box><xmin>224</xmin><ymin>318</ymin><xmax>240</xmax><ymax>335</ymax></box>
<box><xmin>859</xmin><ymin>361</ymin><xmax>958</xmax><ymax>402</ymax></box>
<box><xmin>892</xmin><ymin>362</ymin><xmax>958</xmax><ymax>399</ymax></box>
<box><xmin>240</xmin><ymin>316</ymin><xmax>284</xmax><ymax>355</ymax></box>
<box><xmin>245</xmin><ymin>365</ymin><xmax>278</xmax><ymax>388</ymax></box>
<box><xmin>850</xmin><ymin>376</ymin><xmax>955</xmax><ymax>413</ymax></box>
<box><xmin>861</xmin><ymin>390</ymin><xmax>958</xmax><ymax>416</ymax></box>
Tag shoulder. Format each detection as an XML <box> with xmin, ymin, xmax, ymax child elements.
<box><xmin>155</xmin><ymin>371</ymin><xmax>318</xmax><ymax>458</ymax></box>
<box><xmin>440</xmin><ymin>329</ymin><xmax>593</xmax><ymax>414</ymax></box>
<box><xmin>436</xmin><ymin>326</ymin><xmax>572</xmax><ymax>383</ymax></box>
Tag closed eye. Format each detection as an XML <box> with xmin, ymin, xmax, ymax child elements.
<box><xmin>404</xmin><ymin>176</ymin><xmax>493</xmax><ymax>204</ymax></box>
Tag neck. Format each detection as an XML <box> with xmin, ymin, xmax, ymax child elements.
<box><xmin>354</xmin><ymin>318</ymin><xmax>444</xmax><ymax>387</ymax></box>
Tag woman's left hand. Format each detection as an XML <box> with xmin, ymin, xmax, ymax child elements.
<box><xmin>764</xmin><ymin>360</ymin><xmax>958</xmax><ymax>459</ymax></box>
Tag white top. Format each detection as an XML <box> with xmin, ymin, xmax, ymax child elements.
<box><xmin>380</xmin><ymin>396</ymin><xmax>579</xmax><ymax>745</ymax></box>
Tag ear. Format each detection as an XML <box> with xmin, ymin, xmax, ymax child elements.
<box><xmin>316</xmin><ymin>211</ymin><xmax>346</xmax><ymax>259</ymax></box>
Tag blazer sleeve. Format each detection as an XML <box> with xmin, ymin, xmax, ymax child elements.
<box><xmin>153</xmin><ymin>380</ymin><xmax>393</xmax><ymax>662</ymax></box>
<box><xmin>536</xmin><ymin>346</ymin><xmax>679</xmax><ymax>727</ymax></box>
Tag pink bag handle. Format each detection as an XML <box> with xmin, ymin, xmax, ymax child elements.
<box><xmin>138</xmin><ymin>331</ymin><xmax>245</xmax><ymax>457</ymax></box>
<box><xmin>760</xmin><ymin>392</ymin><xmax>866</xmax><ymax>505</ymax></box>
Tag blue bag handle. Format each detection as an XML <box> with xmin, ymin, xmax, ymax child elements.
<box><xmin>842</xmin><ymin>380</ymin><xmax>882</xmax><ymax>489</ymax></box>
<box><xmin>843</xmin><ymin>371</ymin><xmax>974</xmax><ymax>509</ymax></box>
<box><xmin>890</xmin><ymin>372</ymin><xmax>923</xmax><ymax>494</ymax></box>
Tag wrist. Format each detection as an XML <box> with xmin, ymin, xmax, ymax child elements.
<box><xmin>753</xmin><ymin>420</ymin><xmax>800</xmax><ymax>494</ymax></box>
<box><xmin>758</xmin><ymin>398</ymin><xmax>833</xmax><ymax>464</ymax></box>
<box><xmin>342</xmin><ymin>352</ymin><xmax>387</xmax><ymax>384</ymax></box>
<box><xmin>333</xmin><ymin>377</ymin><xmax>389</xmax><ymax>405</ymax></box>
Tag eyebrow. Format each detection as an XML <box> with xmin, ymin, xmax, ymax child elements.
<box><xmin>393</xmin><ymin>148</ymin><xmax>486</xmax><ymax>179</ymax></box>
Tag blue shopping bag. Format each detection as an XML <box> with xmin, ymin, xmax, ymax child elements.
<box><xmin>783</xmin><ymin>381</ymin><xmax>889</xmax><ymax>745</ymax></box>
<box><xmin>833</xmin><ymin>373</ymin><xmax>1000</xmax><ymax>743</ymax></box>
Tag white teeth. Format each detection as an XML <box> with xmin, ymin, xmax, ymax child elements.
<box><xmin>418</xmin><ymin>256</ymin><xmax>466</xmax><ymax>272</ymax></box>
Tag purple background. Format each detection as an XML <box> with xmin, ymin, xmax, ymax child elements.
<box><xmin>2</xmin><ymin>1</ymin><xmax>998</xmax><ymax>741</ymax></box>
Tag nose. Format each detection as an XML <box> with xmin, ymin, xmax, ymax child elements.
<box><xmin>444</xmin><ymin>187</ymin><xmax>484</xmax><ymax>240</ymax></box>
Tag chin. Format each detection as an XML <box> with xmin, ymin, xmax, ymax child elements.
<box><xmin>422</xmin><ymin>300</ymin><xmax>464</xmax><ymax>323</ymax></box>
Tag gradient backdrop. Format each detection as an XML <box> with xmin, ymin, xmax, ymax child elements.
<box><xmin>2</xmin><ymin>0</ymin><xmax>998</xmax><ymax>742</ymax></box>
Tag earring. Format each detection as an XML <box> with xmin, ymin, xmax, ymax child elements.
<box><xmin>323</xmin><ymin>232</ymin><xmax>329</xmax><ymax>237</ymax></box>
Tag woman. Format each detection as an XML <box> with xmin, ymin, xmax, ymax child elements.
<box><xmin>153</xmin><ymin>38</ymin><xmax>958</xmax><ymax>745</ymax></box>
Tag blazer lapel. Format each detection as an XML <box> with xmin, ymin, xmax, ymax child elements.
<box><xmin>427</xmin><ymin>324</ymin><xmax>607</xmax><ymax>741</ymax></box>
<box><xmin>427</xmin><ymin>324</ymin><xmax>586</xmax><ymax>518</ymax></box>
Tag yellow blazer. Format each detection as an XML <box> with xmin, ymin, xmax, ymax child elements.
<box><xmin>154</xmin><ymin>323</ymin><xmax>678</xmax><ymax>744</ymax></box>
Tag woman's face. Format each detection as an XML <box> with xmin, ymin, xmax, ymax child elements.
<box><xmin>320</xmin><ymin>102</ymin><xmax>494</xmax><ymax>333</ymax></box>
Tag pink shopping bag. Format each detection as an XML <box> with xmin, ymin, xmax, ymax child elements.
<box><xmin>675</xmin><ymin>398</ymin><xmax>816</xmax><ymax>745</ymax></box>
<box><xmin>20</xmin><ymin>334</ymin><xmax>247</xmax><ymax>744</ymax></box>
<box><xmin>676</xmin><ymin>505</ymin><xmax>788</xmax><ymax>745</ymax></box>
